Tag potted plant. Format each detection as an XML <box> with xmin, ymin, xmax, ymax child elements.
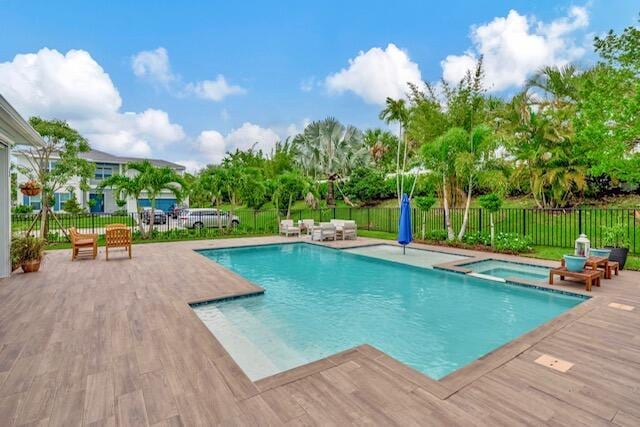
<box><xmin>11</xmin><ymin>236</ymin><xmax>46</xmax><ymax>273</ymax></box>
<box><xmin>602</xmin><ymin>223</ymin><xmax>630</xmax><ymax>269</ymax></box>
<box><xmin>19</xmin><ymin>180</ymin><xmax>42</xmax><ymax>196</ymax></box>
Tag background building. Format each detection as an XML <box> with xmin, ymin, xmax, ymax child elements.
<box><xmin>13</xmin><ymin>149</ymin><xmax>187</xmax><ymax>214</ymax></box>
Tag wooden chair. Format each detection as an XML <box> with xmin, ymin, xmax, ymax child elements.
<box><xmin>69</xmin><ymin>227</ymin><xmax>98</xmax><ymax>260</ymax></box>
<box><xmin>105</xmin><ymin>223</ymin><xmax>127</xmax><ymax>230</ymax></box>
<box><xmin>105</xmin><ymin>226</ymin><xmax>132</xmax><ymax>260</ymax></box>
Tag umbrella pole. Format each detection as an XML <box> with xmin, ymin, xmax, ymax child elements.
<box><xmin>403</xmin><ymin>245</ymin><xmax>406</xmax><ymax>255</ymax></box>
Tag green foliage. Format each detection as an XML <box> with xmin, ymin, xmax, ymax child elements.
<box><xmin>425</xmin><ymin>229</ymin><xmax>448</xmax><ymax>241</ymax></box>
<box><xmin>13</xmin><ymin>205</ymin><xmax>33</xmax><ymax>215</ymax></box>
<box><xmin>602</xmin><ymin>223</ymin><xmax>630</xmax><ymax>248</ymax></box>
<box><xmin>272</xmin><ymin>171</ymin><xmax>309</xmax><ymax>215</ymax></box>
<box><xmin>62</xmin><ymin>195</ymin><xmax>84</xmax><ymax>214</ymax></box>
<box><xmin>478</xmin><ymin>193</ymin><xmax>502</xmax><ymax>213</ymax></box>
<box><xmin>343</xmin><ymin>167</ymin><xmax>388</xmax><ymax>204</ymax></box>
<box><xmin>414</xmin><ymin>195</ymin><xmax>436</xmax><ymax>211</ymax></box>
<box><xmin>11</xmin><ymin>236</ymin><xmax>46</xmax><ymax>264</ymax></box>
<box><xmin>463</xmin><ymin>231</ymin><xmax>532</xmax><ymax>253</ymax></box>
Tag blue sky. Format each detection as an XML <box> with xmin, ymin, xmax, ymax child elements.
<box><xmin>0</xmin><ymin>1</ymin><xmax>637</xmax><ymax>170</ymax></box>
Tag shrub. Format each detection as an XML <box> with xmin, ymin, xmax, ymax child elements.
<box><xmin>62</xmin><ymin>197</ymin><xmax>84</xmax><ymax>214</ymax></box>
<box><xmin>425</xmin><ymin>229</ymin><xmax>448</xmax><ymax>241</ymax></box>
<box><xmin>493</xmin><ymin>232</ymin><xmax>532</xmax><ymax>253</ymax></box>
<box><xmin>343</xmin><ymin>167</ymin><xmax>388</xmax><ymax>204</ymax></box>
<box><xmin>463</xmin><ymin>231</ymin><xmax>491</xmax><ymax>246</ymax></box>
<box><xmin>13</xmin><ymin>205</ymin><xmax>33</xmax><ymax>215</ymax></box>
<box><xmin>601</xmin><ymin>223</ymin><xmax>629</xmax><ymax>248</ymax></box>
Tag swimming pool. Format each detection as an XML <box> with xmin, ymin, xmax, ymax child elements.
<box><xmin>194</xmin><ymin>243</ymin><xmax>583</xmax><ymax>381</ymax></box>
<box><xmin>462</xmin><ymin>259</ymin><xmax>550</xmax><ymax>282</ymax></box>
<box><xmin>344</xmin><ymin>244</ymin><xmax>469</xmax><ymax>268</ymax></box>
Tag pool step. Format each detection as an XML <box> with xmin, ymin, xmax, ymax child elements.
<box><xmin>195</xmin><ymin>306</ymin><xmax>281</xmax><ymax>380</ymax></box>
<box><xmin>220</xmin><ymin>306</ymin><xmax>310</xmax><ymax>372</ymax></box>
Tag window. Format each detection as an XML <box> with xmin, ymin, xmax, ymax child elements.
<box><xmin>47</xmin><ymin>160</ymin><xmax>58</xmax><ymax>172</ymax></box>
<box><xmin>54</xmin><ymin>193</ymin><xmax>72</xmax><ymax>211</ymax></box>
<box><xmin>22</xmin><ymin>195</ymin><xmax>41</xmax><ymax>211</ymax></box>
<box><xmin>94</xmin><ymin>163</ymin><xmax>115</xmax><ymax>180</ymax></box>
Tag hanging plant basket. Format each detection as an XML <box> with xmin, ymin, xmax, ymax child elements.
<box><xmin>19</xmin><ymin>181</ymin><xmax>42</xmax><ymax>196</ymax></box>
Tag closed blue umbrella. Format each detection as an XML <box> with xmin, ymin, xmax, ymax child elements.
<box><xmin>398</xmin><ymin>193</ymin><xmax>412</xmax><ymax>254</ymax></box>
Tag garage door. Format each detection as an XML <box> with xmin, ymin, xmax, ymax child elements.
<box><xmin>138</xmin><ymin>199</ymin><xmax>177</xmax><ymax>212</ymax></box>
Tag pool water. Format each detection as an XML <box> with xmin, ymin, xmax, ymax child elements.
<box><xmin>463</xmin><ymin>260</ymin><xmax>550</xmax><ymax>282</ymax></box>
<box><xmin>344</xmin><ymin>244</ymin><xmax>469</xmax><ymax>268</ymax></box>
<box><xmin>194</xmin><ymin>243</ymin><xmax>583</xmax><ymax>381</ymax></box>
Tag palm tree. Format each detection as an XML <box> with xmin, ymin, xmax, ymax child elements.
<box><xmin>292</xmin><ymin>118</ymin><xmax>368</xmax><ymax>206</ymax></box>
<box><xmin>127</xmin><ymin>161</ymin><xmax>186</xmax><ymax>238</ymax></box>
<box><xmin>379</xmin><ymin>98</ymin><xmax>410</xmax><ymax>205</ymax></box>
<box><xmin>99</xmin><ymin>173</ymin><xmax>146</xmax><ymax>235</ymax></box>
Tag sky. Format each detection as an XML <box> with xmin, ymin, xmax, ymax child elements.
<box><xmin>0</xmin><ymin>0</ymin><xmax>637</xmax><ymax>172</ymax></box>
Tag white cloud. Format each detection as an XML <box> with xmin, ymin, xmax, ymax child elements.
<box><xmin>325</xmin><ymin>43</ymin><xmax>424</xmax><ymax>105</ymax></box>
<box><xmin>132</xmin><ymin>47</ymin><xmax>245</xmax><ymax>102</ymax></box>
<box><xmin>185</xmin><ymin>75</ymin><xmax>246</xmax><ymax>101</ymax></box>
<box><xmin>0</xmin><ymin>48</ymin><xmax>185</xmax><ymax>157</ymax></box>
<box><xmin>131</xmin><ymin>47</ymin><xmax>175</xmax><ymax>86</ymax></box>
<box><xmin>441</xmin><ymin>6</ymin><xmax>590</xmax><ymax>92</ymax></box>
<box><xmin>196</xmin><ymin>121</ymin><xmax>301</xmax><ymax>164</ymax></box>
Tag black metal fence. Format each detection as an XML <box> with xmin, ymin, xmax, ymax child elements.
<box><xmin>11</xmin><ymin>207</ymin><xmax>640</xmax><ymax>253</ymax></box>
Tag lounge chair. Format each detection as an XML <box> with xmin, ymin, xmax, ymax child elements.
<box><xmin>69</xmin><ymin>227</ymin><xmax>98</xmax><ymax>260</ymax></box>
<box><xmin>279</xmin><ymin>219</ymin><xmax>301</xmax><ymax>237</ymax></box>
<box><xmin>311</xmin><ymin>222</ymin><xmax>337</xmax><ymax>241</ymax></box>
<box><xmin>300</xmin><ymin>219</ymin><xmax>315</xmax><ymax>235</ymax></box>
<box><xmin>330</xmin><ymin>219</ymin><xmax>357</xmax><ymax>240</ymax></box>
<box><xmin>105</xmin><ymin>226</ymin><xmax>132</xmax><ymax>260</ymax></box>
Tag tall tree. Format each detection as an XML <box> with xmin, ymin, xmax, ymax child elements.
<box><xmin>98</xmin><ymin>173</ymin><xmax>146</xmax><ymax>235</ymax></box>
<box><xmin>379</xmin><ymin>98</ymin><xmax>410</xmax><ymax>204</ymax></box>
<box><xmin>128</xmin><ymin>161</ymin><xmax>185</xmax><ymax>238</ymax></box>
<box><xmin>292</xmin><ymin>118</ymin><xmax>368</xmax><ymax>206</ymax></box>
<box><xmin>18</xmin><ymin>117</ymin><xmax>93</xmax><ymax>239</ymax></box>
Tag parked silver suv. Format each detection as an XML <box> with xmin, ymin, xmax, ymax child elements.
<box><xmin>179</xmin><ymin>208</ymin><xmax>240</xmax><ymax>229</ymax></box>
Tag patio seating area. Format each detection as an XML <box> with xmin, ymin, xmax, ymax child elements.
<box><xmin>0</xmin><ymin>236</ymin><xmax>639</xmax><ymax>426</ymax></box>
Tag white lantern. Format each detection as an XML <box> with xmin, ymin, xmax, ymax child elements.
<box><xmin>575</xmin><ymin>234</ymin><xmax>590</xmax><ymax>257</ymax></box>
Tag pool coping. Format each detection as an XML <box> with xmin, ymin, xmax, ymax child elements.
<box><xmin>188</xmin><ymin>238</ymin><xmax>602</xmax><ymax>401</ymax></box>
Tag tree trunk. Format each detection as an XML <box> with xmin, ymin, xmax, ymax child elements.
<box><xmin>457</xmin><ymin>178</ymin><xmax>473</xmax><ymax>240</ymax></box>
<box><xmin>286</xmin><ymin>194</ymin><xmax>293</xmax><ymax>219</ymax></box>
<box><xmin>148</xmin><ymin>197</ymin><xmax>156</xmax><ymax>239</ymax></box>
<box><xmin>396</xmin><ymin>126</ymin><xmax>403</xmax><ymax>206</ymax></box>
<box><xmin>39</xmin><ymin>193</ymin><xmax>49</xmax><ymax>241</ymax></box>
<box><xmin>442</xmin><ymin>174</ymin><xmax>455</xmax><ymax>241</ymax></box>
<box><xmin>490</xmin><ymin>212</ymin><xmax>495</xmax><ymax>247</ymax></box>
<box><xmin>327</xmin><ymin>178</ymin><xmax>335</xmax><ymax>207</ymax></box>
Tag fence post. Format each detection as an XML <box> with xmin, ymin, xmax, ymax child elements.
<box><xmin>388</xmin><ymin>209</ymin><xmax>391</xmax><ymax>232</ymax></box>
<box><xmin>578</xmin><ymin>209</ymin><xmax>582</xmax><ymax>235</ymax></box>
<box><xmin>253</xmin><ymin>210</ymin><xmax>257</xmax><ymax>232</ymax></box>
<box><xmin>479</xmin><ymin>209</ymin><xmax>483</xmax><ymax>233</ymax></box>
<box><xmin>332</xmin><ymin>207</ymin><xmax>336</xmax><ymax>220</ymax></box>
<box><xmin>367</xmin><ymin>208</ymin><xmax>370</xmax><ymax>230</ymax></box>
<box><xmin>522</xmin><ymin>209</ymin><xmax>526</xmax><ymax>236</ymax></box>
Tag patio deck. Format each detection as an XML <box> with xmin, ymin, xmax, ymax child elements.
<box><xmin>0</xmin><ymin>236</ymin><xmax>639</xmax><ymax>426</ymax></box>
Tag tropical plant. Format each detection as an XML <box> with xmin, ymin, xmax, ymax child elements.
<box><xmin>363</xmin><ymin>128</ymin><xmax>399</xmax><ymax>173</ymax></box>
<box><xmin>16</xmin><ymin>117</ymin><xmax>93</xmax><ymax>239</ymax></box>
<box><xmin>292</xmin><ymin>117</ymin><xmax>368</xmax><ymax>206</ymax></box>
<box><xmin>601</xmin><ymin>223</ymin><xmax>630</xmax><ymax>249</ymax></box>
<box><xmin>11</xmin><ymin>236</ymin><xmax>46</xmax><ymax>265</ymax></box>
<box><xmin>99</xmin><ymin>173</ymin><xmax>147</xmax><ymax>235</ymax></box>
<box><xmin>478</xmin><ymin>193</ymin><xmax>503</xmax><ymax>247</ymax></box>
<box><xmin>127</xmin><ymin>161</ymin><xmax>186</xmax><ymax>238</ymax></box>
<box><xmin>342</xmin><ymin>167</ymin><xmax>388</xmax><ymax>204</ymax></box>
<box><xmin>414</xmin><ymin>195</ymin><xmax>436</xmax><ymax>240</ymax></box>
<box><xmin>272</xmin><ymin>171</ymin><xmax>309</xmax><ymax>218</ymax></box>
<box><xmin>379</xmin><ymin>98</ymin><xmax>411</xmax><ymax>204</ymax></box>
